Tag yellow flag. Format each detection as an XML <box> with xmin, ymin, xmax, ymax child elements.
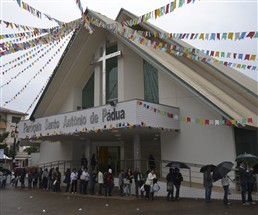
<box><xmin>228</xmin><ymin>32</ymin><xmax>233</xmax><ymax>40</ymax></box>
<box><xmin>172</xmin><ymin>0</ymin><xmax>177</xmax><ymax>11</ymax></box>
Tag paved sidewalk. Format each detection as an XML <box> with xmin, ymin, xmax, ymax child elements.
<box><xmin>0</xmin><ymin>185</ymin><xmax>258</xmax><ymax>215</ymax></box>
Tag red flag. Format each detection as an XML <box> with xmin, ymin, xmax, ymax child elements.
<box><xmin>247</xmin><ymin>118</ymin><xmax>253</xmax><ymax>123</ymax></box>
<box><xmin>244</xmin><ymin>54</ymin><xmax>250</xmax><ymax>60</ymax></box>
<box><xmin>246</xmin><ymin>31</ymin><xmax>255</xmax><ymax>39</ymax></box>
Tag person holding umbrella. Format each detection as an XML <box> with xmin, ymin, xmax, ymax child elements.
<box><xmin>166</xmin><ymin>168</ymin><xmax>175</xmax><ymax>201</ymax></box>
<box><xmin>221</xmin><ymin>175</ymin><xmax>232</xmax><ymax>205</ymax></box>
<box><xmin>239</xmin><ymin>161</ymin><xmax>250</xmax><ymax>205</ymax></box>
<box><xmin>174</xmin><ymin>168</ymin><xmax>183</xmax><ymax>201</ymax></box>
<box><xmin>247</xmin><ymin>164</ymin><xmax>256</xmax><ymax>205</ymax></box>
<box><xmin>203</xmin><ymin>165</ymin><xmax>213</xmax><ymax>203</ymax></box>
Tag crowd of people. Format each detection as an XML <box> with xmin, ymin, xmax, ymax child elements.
<box><xmin>203</xmin><ymin>161</ymin><xmax>256</xmax><ymax>206</ymax></box>
<box><xmin>1</xmin><ymin>154</ymin><xmax>257</xmax><ymax>207</ymax></box>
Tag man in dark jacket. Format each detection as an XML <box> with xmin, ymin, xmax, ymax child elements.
<box><xmin>134</xmin><ymin>168</ymin><xmax>144</xmax><ymax>198</ymax></box>
<box><xmin>239</xmin><ymin>161</ymin><xmax>250</xmax><ymax>205</ymax></box>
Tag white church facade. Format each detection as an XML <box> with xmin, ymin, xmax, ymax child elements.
<box><xmin>18</xmin><ymin>9</ymin><xmax>258</xmax><ymax>182</ymax></box>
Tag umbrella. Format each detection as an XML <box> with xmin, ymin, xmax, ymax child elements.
<box><xmin>200</xmin><ymin>164</ymin><xmax>216</xmax><ymax>173</ymax></box>
<box><xmin>235</xmin><ymin>152</ymin><xmax>258</xmax><ymax>163</ymax></box>
<box><xmin>166</xmin><ymin>161</ymin><xmax>190</xmax><ymax>169</ymax></box>
<box><xmin>212</xmin><ymin>161</ymin><xmax>234</xmax><ymax>182</ymax></box>
<box><xmin>0</xmin><ymin>166</ymin><xmax>12</xmax><ymax>175</ymax></box>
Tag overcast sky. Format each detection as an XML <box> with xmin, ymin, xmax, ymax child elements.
<box><xmin>0</xmin><ymin>0</ymin><xmax>257</xmax><ymax>115</ymax></box>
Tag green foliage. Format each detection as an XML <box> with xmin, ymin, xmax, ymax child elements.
<box><xmin>0</xmin><ymin>143</ymin><xmax>10</xmax><ymax>157</ymax></box>
<box><xmin>0</xmin><ymin>131</ymin><xmax>9</xmax><ymax>143</ymax></box>
<box><xmin>23</xmin><ymin>147</ymin><xmax>38</xmax><ymax>155</ymax></box>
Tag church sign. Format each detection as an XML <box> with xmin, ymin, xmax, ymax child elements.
<box><xmin>18</xmin><ymin>100</ymin><xmax>179</xmax><ymax>139</ymax></box>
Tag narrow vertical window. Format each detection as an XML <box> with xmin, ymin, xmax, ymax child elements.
<box><xmin>106</xmin><ymin>44</ymin><xmax>118</xmax><ymax>103</ymax></box>
<box><xmin>144</xmin><ymin>60</ymin><xmax>159</xmax><ymax>103</ymax></box>
<box><xmin>82</xmin><ymin>72</ymin><xmax>94</xmax><ymax>109</ymax></box>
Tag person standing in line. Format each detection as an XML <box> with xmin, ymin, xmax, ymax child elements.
<box><xmin>38</xmin><ymin>167</ymin><xmax>43</xmax><ymax>189</ymax></box>
<box><xmin>145</xmin><ymin>169</ymin><xmax>156</xmax><ymax>201</ymax></box>
<box><xmin>47</xmin><ymin>168</ymin><xmax>54</xmax><ymax>191</ymax></box>
<box><xmin>89</xmin><ymin>168</ymin><xmax>97</xmax><ymax>195</ymax></box>
<box><xmin>42</xmin><ymin>168</ymin><xmax>49</xmax><ymax>190</ymax></box>
<box><xmin>20</xmin><ymin>169</ymin><xmax>26</xmax><ymax>189</ymax></box>
<box><xmin>247</xmin><ymin>164</ymin><xmax>256</xmax><ymax>205</ymax></box>
<box><xmin>0</xmin><ymin>172</ymin><xmax>7</xmax><ymax>189</ymax></box>
<box><xmin>134</xmin><ymin>168</ymin><xmax>145</xmax><ymax>198</ymax></box>
<box><xmin>203</xmin><ymin>166</ymin><xmax>213</xmax><ymax>203</ymax></box>
<box><xmin>64</xmin><ymin>168</ymin><xmax>71</xmax><ymax>192</ymax></box>
<box><xmin>79</xmin><ymin>167</ymin><xmax>87</xmax><ymax>194</ymax></box>
<box><xmin>239</xmin><ymin>161</ymin><xmax>250</xmax><ymax>205</ymax></box>
<box><xmin>27</xmin><ymin>171</ymin><xmax>33</xmax><ymax>189</ymax></box>
<box><xmin>118</xmin><ymin>169</ymin><xmax>125</xmax><ymax>196</ymax></box>
<box><xmin>53</xmin><ymin>167</ymin><xmax>61</xmax><ymax>192</ymax></box>
<box><xmin>70</xmin><ymin>168</ymin><xmax>78</xmax><ymax>194</ymax></box>
<box><xmin>32</xmin><ymin>169</ymin><xmax>38</xmax><ymax>188</ymax></box>
<box><xmin>174</xmin><ymin>168</ymin><xmax>183</xmax><ymax>201</ymax></box>
<box><xmin>97</xmin><ymin>169</ymin><xmax>104</xmax><ymax>195</ymax></box>
<box><xmin>124</xmin><ymin>168</ymin><xmax>134</xmax><ymax>196</ymax></box>
<box><xmin>166</xmin><ymin>168</ymin><xmax>175</xmax><ymax>201</ymax></box>
<box><xmin>104</xmin><ymin>168</ymin><xmax>114</xmax><ymax>197</ymax></box>
<box><xmin>84</xmin><ymin>167</ymin><xmax>90</xmax><ymax>194</ymax></box>
<box><xmin>221</xmin><ymin>175</ymin><xmax>231</xmax><ymax>205</ymax></box>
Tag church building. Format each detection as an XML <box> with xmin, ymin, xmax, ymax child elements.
<box><xmin>18</xmin><ymin>8</ymin><xmax>258</xmax><ymax>182</ymax></box>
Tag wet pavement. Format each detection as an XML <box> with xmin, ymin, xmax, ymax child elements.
<box><xmin>0</xmin><ymin>186</ymin><xmax>258</xmax><ymax>215</ymax></box>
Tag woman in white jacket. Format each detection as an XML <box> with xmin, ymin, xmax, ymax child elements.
<box><xmin>145</xmin><ymin>169</ymin><xmax>156</xmax><ymax>200</ymax></box>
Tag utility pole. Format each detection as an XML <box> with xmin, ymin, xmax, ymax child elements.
<box><xmin>11</xmin><ymin>123</ymin><xmax>18</xmax><ymax>169</ymax></box>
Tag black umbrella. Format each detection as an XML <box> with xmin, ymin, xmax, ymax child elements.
<box><xmin>200</xmin><ymin>164</ymin><xmax>216</xmax><ymax>173</ymax></box>
<box><xmin>235</xmin><ymin>152</ymin><xmax>258</xmax><ymax>163</ymax></box>
<box><xmin>166</xmin><ymin>161</ymin><xmax>190</xmax><ymax>169</ymax></box>
<box><xmin>0</xmin><ymin>166</ymin><xmax>12</xmax><ymax>175</ymax></box>
<box><xmin>212</xmin><ymin>161</ymin><xmax>234</xmax><ymax>182</ymax></box>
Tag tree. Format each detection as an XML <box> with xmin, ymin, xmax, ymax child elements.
<box><xmin>0</xmin><ymin>132</ymin><xmax>10</xmax><ymax>157</ymax></box>
<box><xmin>0</xmin><ymin>131</ymin><xmax>9</xmax><ymax>143</ymax></box>
<box><xmin>23</xmin><ymin>147</ymin><xmax>38</xmax><ymax>155</ymax></box>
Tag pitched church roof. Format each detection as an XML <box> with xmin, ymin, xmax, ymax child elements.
<box><xmin>30</xmin><ymin>8</ymin><xmax>258</xmax><ymax>128</ymax></box>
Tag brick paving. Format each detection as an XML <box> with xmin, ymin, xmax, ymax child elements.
<box><xmin>1</xmin><ymin>185</ymin><xmax>258</xmax><ymax>215</ymax></box>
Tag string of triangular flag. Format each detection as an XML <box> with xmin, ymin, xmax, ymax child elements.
<box><xmin>126</xmin><ymin>32</ymin><xmax>257</xmax><ymax>71</ymax></box>
<box><xmin>0</xmin><ymin>20</ymin><xmax>80</xmax><ymax>57</ymax></box>
<box><xmin>1</xmin><ymin>44</ymin><xmax>50</xmax><ymax>77</ymax></box>
<box><xmin>75</xmin><ymin>0</ymin><xmax>84</xmax><ymax>16</ymax></box>
<box><xmin>0</xmin><ymin>19</ymin><xmax>49</xmax><ymax>32</ymax></box>
<box><xmin>0</xmin><ymin>45</ymin><xmax>43</xmax><ymax>68</ymax></box>
<box><xmin>25</xmin><ymin>32</ymin><xmax>76</xmax><ymax>114</ymax></box>
<box><xmin>0</xmin><ymin>30</ymin><xmax>47</xmax><ymax>42</ymax></box>
<box><xmin>122</xmin><ymin>0</ymin><xmax>198</xmax><ymax>27</ymax></box>
<box><xmin>3</xmin><ymin>33</ymin><xmax>72</xmax><ymax>106</ymax></box>
<box><xmin>89</xmin><ymin>16</ymin><xmax>258</xmax><ymax>71</ymax></box>
<box><xmin>0</xmin><ymin>31</ymin><xmax>48</xmax><ymax>52</ymax></box>
<box><xmin>15</xmin><ymin>0</ymin><xmax>64</xmax><ymax>26</ymax></box>
<box><xmin>137</xmin><ymin>101</ymin><xmax>255</xmax><ymax>126</ymax></box>
<box><xmin>0</xmin><ymin>43</ymin><xmax>61</xmax><ymax>88</ymax></box>
<box><xmin>88</xmin><ymin>16</ymin><xmax>257</xmax><ymax>61</ymax></box>
<box><xmin>130</xmin><ymin>29</ymin><xmax>258</xmax><ymax>41</ymax></box>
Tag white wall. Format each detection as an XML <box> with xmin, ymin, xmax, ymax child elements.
<box><xmin>30</xmin><ymin>152</ymin><xmax>40</xmax><ymax>166</ymax></box>
<box><xmin>39</xmin><ymin>141</ymin><xmax>73</xmax><ymax>164</ymax></box>
<box><xmin>159</xmin><ymin>70</ymin><xmax>236</xmax><ymax>166</ymax></box>
<box><xmin>118</xmin><ymin>42</ymin><xmax>144</xmax><ymax>101</ymax></box>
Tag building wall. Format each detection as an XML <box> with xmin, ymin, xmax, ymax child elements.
<box><xmin>39</xmin><ymin>141</ymin><xmax>73</xmax><ymax>164</ymax></box>
<box><xmin>159</xmin><ymin>70</ymin><xmax>236</xmax><ymax>166</ymax></box>
<box><xmin>118</xmin><ymin>42</ymin><xmax>144</xmax><ymax>101</ymax></box>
